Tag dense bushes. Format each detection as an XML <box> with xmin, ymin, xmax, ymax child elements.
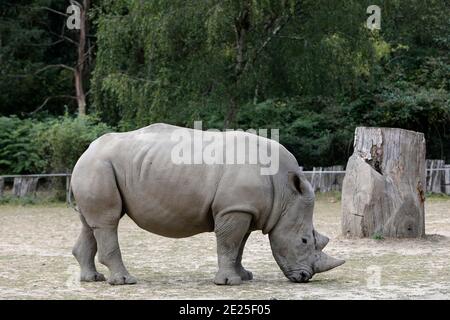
<box><xmin>0</xmin><ymin>117</ymin><xmax>46</xmax><ymax>174</ymax></box>
<box><xmin>0</xmin><ymin>115</ymin><xmax>112</xmax><ymax>175</ymax></box>
<box><xmin>236</xmin><ymin>97</ymin><xmax>354</xmax><ymax>167</ymax></box>
<box><xmin>1</xmin><ymin>1</ymin><xmax>449</xmax><ymax>173</ymax></box>
<box><xmin>37</xmin><ymin>116</ymin><xmax>112</xmax><ymax>172</ymax></box>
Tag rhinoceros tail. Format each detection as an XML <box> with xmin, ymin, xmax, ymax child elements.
<box><xmin>68</xmin><ymin>180</ymin><xmax>80</xmax><ymax>213</ymax></box>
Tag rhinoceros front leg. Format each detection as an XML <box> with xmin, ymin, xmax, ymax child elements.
<box><xmin>214</xmin><ymin>212</ymin><xmax>252</xmax><ymax>285</ymax></box>
<box><xmin>236</xmin><ymin>232</ymin><xmax>253</xmax><ymax>281</ymax></box>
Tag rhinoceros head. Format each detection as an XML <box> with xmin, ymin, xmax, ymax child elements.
<box><xmin>269</xmin><ymin>171</ymin><xmax>344</xmax><ymax>282</ymax></box>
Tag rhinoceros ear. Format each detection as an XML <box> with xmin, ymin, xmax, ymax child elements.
<box><xmin>288</xmin><ymin>171</ymin><xmax>303</xmax><ymax>194</ymax></box>
<box><xmin>288</xmin><ymin>171</ymin><xmax>305</xmax><ymax>194</ymax></box>
<box><xmin>288</xmin><ymin>171</ymin><xmax>313</xmax><ymax>196</ymax></box>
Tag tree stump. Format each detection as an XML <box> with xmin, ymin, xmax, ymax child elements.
<box><xmin>13</xmin><ymin>177</ymin><xmax>39</xmax><ymax>198</ymax></box>
<box><xmin>342</xmin><ymin>127</ymin><xmax>426</xmax><ymax>238</ymax></box>
<box><xmin>0</xmin><ymin>178</ymin><xmax>4</xmax><ymax>198</ymax></box>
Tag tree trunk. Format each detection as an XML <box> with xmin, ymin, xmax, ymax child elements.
<box><xmin>13</xmin><ymin>177</ymin><xmax>39</xmax><ymax>198</ymax></box>
<box><xmin>342</xmin><ymin>127</ymin><xmax>426</xmax><ymax>238</ymax></box>
<box><xmin>75</xmin><ymin>0</ymin><xmax>90</xmax><ymax>116</ymax></box>
<box><xmin>224</xmin><ymin>4</ymin><xmax>250</xmax><ymax>128</ymax></box>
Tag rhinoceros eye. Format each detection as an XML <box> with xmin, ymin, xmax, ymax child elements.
<box><xmin>302</xmin><ymin>238</ymin><xmax>308</xmax><ymax>244</ymax></box>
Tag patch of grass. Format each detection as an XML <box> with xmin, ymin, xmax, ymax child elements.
<box><xmin>0</xmin><ymin>195</ymin><xmax>64</xmax><ymax>206</ymax></box>
<box><xmin>315</xmin><ymin>191</ymin><xmax>341</xmax><ymax>202</ymax></box>
<box><xmin>372</xmin><ymin>233</ymin><xmax>385</xmax><ymax>240</ymax></box>
<box><xmin>426</xmin><ymin>193</ymin><xmax>450</xmax><ymax>201</ymax></box>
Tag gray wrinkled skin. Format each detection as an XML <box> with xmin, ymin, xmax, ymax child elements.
<box><xmin>71</xmin><ymin>123</ymin><xmax>344</xmax><ymax>285</ymax></box>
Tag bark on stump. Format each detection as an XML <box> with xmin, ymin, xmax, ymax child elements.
<box><xmin>342</xmin><ymin>127</ymin><xmax>426</xmax><ymax>238</ymax></box>
<box><xmin>13</xmin><ymin>177</ymin><xmax>39</xmax><ymax>198</ymax></box>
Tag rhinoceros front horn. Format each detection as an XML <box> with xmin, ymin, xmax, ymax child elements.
<box><xmin>313</xmin><ymin>252</ymin><xmax>345</xmax><ymax>273</ymax></box>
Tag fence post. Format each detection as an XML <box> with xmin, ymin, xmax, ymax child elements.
<box><xmin>444</xmin><ymin>165</ymin><xmax>450</xmax><ymax>195</ymax></box>
<box><xmin>66</xmin><ymin>175</ymin><xmax>71</xmax><ymax>204</ymax></box>
<box><xmin>426</xmin><ymin>159</ymin><xmax>444</xmax><ymax>193</ymax></box>
<box><xmin>0</xmin><ymin>177</ymin><xmax>4</xmax><ymax>198</ymax></box>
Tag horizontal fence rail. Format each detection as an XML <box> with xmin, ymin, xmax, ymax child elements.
<box><xmin>0</xmin><ymin>173</ymin><xmax>72</xmax><ymax>179</ymax></box>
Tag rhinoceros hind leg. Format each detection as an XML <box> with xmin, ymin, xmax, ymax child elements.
<box><xmin>94</xmin><ymin>226</ymin><xmax>137</xmax><ymax>285</ymax></box>
<box><xmin>72</xmin><ymin>214</ymin><xmax>106</xmax><ymax>282</ymax></box>
<box><xmin>214</xmin><ymin>212</ymin><xmax>252</xmax><ymax>285</ymax></box>
<box><xmin>236</xmin><ymin>232</ymin><xmax>253</xmax><ymax>281</ymax></box>
<box><xmin>73</xmin><ymin>160</ymin><xmax>136</xmax><ymax>285</ymax></box>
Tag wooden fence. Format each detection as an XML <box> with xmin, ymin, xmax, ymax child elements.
<box><xmin>302</xmin><ymin>166</ymin><xmax>345</xmax><ymax>193</ymax></box>
<box><xmin>0</xmin><ymin>174</ymin><xmax>72</xmax><ymax>202</ymax></box>
<box><xmin>302</xmin><ymin>160</ymin><xmax>450</xmax><ymax>194</ymax></box>
<box><xmin>0</xmin><ymin>160</ymin><xmax>449</xmax><ymax>202</ymax></box>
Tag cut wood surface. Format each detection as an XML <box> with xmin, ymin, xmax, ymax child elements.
<box><xmin>342</xmin><ymin>127</ymin><xmax>426</xmax><ymax>238</ymax></box>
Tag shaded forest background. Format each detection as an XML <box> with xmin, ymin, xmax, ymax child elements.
<box><xmin>0</xmin><ymin>0</ymin><xmax>449</xmax><ymax>174</ymax></box>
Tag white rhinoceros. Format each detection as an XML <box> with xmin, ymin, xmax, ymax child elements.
<box><xmin>71</xmin><ymin>123</ymin><xmax>344</xmax><ymax>285</ymax></box>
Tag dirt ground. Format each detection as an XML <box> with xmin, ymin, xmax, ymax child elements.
<box><xmin>0</xmin><ymin>197</ymin><xmax>449</xmax><ymax>300</ymax></box>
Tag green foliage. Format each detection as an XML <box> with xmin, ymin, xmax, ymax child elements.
<box><xmin>0</xmin><ymin>115</ymin><xmax>113</xmax><ymax>174</ymax></box>
<box><xmin>372</xmin><ymin>233</ymin><xmax>385</xmax><ymax>241</ymax></box>
<box><xmin>1</xmin><ymin>0</ymin><xmax>449</xmax><ymax>169</ymax></box>
<box><xmin>91</xmin><ymin>0</ymin><xmax>381</xmax><ymax>128</ymax></box>
<box><xmin>0</xmin><ymin>194</ymin><xmax>62</xmax><ymax>206</ymax></box>
<box><xmin>0</xmin><ymin>116</ymin><xmax>47</xmax><ymax>174</ymax></box>
<box><xmin>0</xmin><ymin>1</ymin><xmax>76</xmax><ymax>116</ymax></box>
<box><xmin>236</xmin><ymin>97</ymin><xmax>354</xmax><ymax>166</ymax></box>
<box><xmin>36</xmin><ymin>115</ymin><xmax>113</xmax><ymax>172</ymax></box>
<box><xmin>89</xmin><ymin>0</ymin><xmax>449</xmax><ymax>166</ymax></box>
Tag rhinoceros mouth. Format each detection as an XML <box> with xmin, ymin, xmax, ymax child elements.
<box><xmin>286</xmin><ymin>269</ymin><xmax>312</xmax><ymax>283</ymax></box>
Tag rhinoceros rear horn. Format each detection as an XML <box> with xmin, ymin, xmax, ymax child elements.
<box><xmin>313</xmin><ymin>252</ymin><xmax>345</xmax><ymax>273</ymax></box>
<box><xmin>313</xmin><ymin>230</ymin><xmax>329</xmax><ymax>251</ymax></box>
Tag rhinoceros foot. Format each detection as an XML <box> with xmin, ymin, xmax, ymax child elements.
<box><xmin>80</xmin><ymin>271</ymin><xmax>106</xmax><ymax>282</ymax></box>
<box><xmin>214</xmin><ymin>271</ymin><xmax>243</xmax><ymax>285</ymax></box>
<box><xmin>237</xmin><ymin>267</ymin><xmax>253</xmax><ymax>281</ymax></box>
<box><xmin>108</xmin><ymin>273</ymin><xmax>137</xmax><ymax>285</ymax></box>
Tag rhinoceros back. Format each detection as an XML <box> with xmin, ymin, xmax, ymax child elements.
<box><xmin>72</xmin><ymin>123</ymin><xmax>276</xmax><ymax>238</ymax></box>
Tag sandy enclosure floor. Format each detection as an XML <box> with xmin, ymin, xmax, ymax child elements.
<box><xmin>0</xmin><ymin>198</ymin><xmax>449</xmax><ymax>300</ymax></box>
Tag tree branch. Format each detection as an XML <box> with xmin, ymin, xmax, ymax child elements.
<box><xmin>242</xmin><ymin>0</ymin><xmax>302</xmax><ymax>75</ymax></box>
<box><xmin>6</xmin><ymin>64</ymin><xmax>75</xmax><ymax>79</ymax></box>
<box><xmin>29</xmin><ymin>95</ymin><xmax>77</xmax><ymax>115</ymax></box>
<box><xmin>273</xmin><ymin>35</ymin><xmax>305</xmax><ymax>41</ymax></box>
<box><xmin>35</xmin><ymin>6</ymin><xmax>69</xmax><ymax>17</ymax></box>
<box><xmin>34</xmin><ymin>64</ymin><xmax>76</xmax><ymax>74</ymax></box>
